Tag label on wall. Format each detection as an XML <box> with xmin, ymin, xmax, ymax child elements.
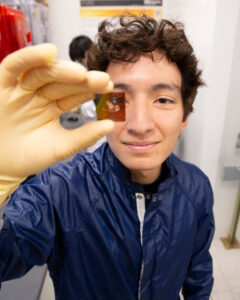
<box><xmin>80</xmin><ymin>0</ymin><xmax>162</xmax><ymax>17</ymax></box>
<box><xmin>80</xmin><ymin>1</ymin><xmax>162</xmax><ymax>6</ymax></box>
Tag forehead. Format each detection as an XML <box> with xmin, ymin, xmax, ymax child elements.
<box><xmin>106</xmin><ymin>51</ymin><xmax>182</xmax><ymax>89</ymax></box>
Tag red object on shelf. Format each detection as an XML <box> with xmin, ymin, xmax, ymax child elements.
<box><xmin>0</xmin><ymin>4</ymin><xmax>32</xmax><ymax>62</ymax></box>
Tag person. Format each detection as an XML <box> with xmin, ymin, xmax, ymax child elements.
<box><xmin>69</xmin><ymin>35</ymin><xmax>93</xmax><ymax>66</ymax></box>
<box><xmin>0</xmin><ymin>15</ymin><xmax>214</xmax><ymax>299</ymax></box>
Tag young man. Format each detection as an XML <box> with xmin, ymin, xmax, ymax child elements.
<box><xmin>0</xmin><ymin>15</ymin><xmax>214</xmax><ymax>299</ymax></box>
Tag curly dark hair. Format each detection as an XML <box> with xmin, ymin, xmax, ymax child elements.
<box><xmin>88</xmin><ymin>15</ymin><xmax>204</xmax><ymax>120</ymax></box>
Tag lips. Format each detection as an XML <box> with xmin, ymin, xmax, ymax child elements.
<box><xmin>122</xmin><ymin>141</ymin><xmax>159</xmax><ymax>151</ymax></box>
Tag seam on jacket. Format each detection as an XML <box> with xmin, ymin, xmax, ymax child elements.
<box><xmin>74</xmin><ymin>189</ymin><xmax>104</xmax><ymax>228</ymax></box>
<box><xmin>175</xmin><ymin>181</ymin><xmax>198</xmax><ymax>216</ymax></box>
<box><xmin>50</xmin><ymin>160</ymin><xmax>104</xmax><ymax>223</ymax></box>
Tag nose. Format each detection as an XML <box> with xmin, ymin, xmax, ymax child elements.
<box><xmin>125</xmin><ymin>98</ymin><xmax>155</xmax><ymax>137</ymax></box>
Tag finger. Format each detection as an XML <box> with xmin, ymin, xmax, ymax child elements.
<box><xmin>56</xmin><ymin>93</ymin><xmax>95</xmax><ymax>112</ymax></box>
<box><xmin>54</xmin><ymin>120</ymin><xmax>115</xmax><ymax>160</ymax></box>
<box><xmin>0</xmin><ymin>44</ymin><xmax>58</xmax><ymax>87</ymax></box>
<box><xmin>39</xmin><ymin>71</ymin><xmax>113</xmax><ymax>101</ymax></box>
<box><xmin>20</xmin><ymin>60</ymin><xmax>87</xmax><ymax>91</ymax></box>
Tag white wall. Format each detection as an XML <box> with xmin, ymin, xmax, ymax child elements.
<box><xmin>48</xmin><ymin>0</ymin><xmax>240</xmax><ymax>240</ymax></box>
<box><xmin>48</xmin><ymin>0</ymin><xmax>104</xmax><ymax>60</ymax></box>
<box><xmin>163</xmin><ymin>0</ymin><xmax>218</xmax><ymax>169</ymax></box>
<box><xmin>213</xmin><ymin>1</ymin><xmax>240</xmax><ymax>240</ymax></box>
<box><xmin>165</xmin><ymin>0</ymin><xmax>240</xmax><ymax>240</ymax></box>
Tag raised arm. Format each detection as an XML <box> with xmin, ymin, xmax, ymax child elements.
<box><xmin>0</xmin><ymin>44</ymin><xmax>114</xmax><ymax>205</ymax></box>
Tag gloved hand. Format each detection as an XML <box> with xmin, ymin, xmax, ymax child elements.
<box><xmin>0</xmin><ymin>44</ymin><xmax>114</xmax><ymax>205</ymax></box>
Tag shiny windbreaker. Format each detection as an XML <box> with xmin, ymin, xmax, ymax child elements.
<box><xmin>0</xmin><ymin>144</ymin><xmax>214</xmax><ymax>300</ymax></box>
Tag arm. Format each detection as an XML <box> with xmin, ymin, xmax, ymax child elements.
<box><xmin>0</xmin><ymin>44</ymin><xmax>114</xmax><ymax>282</ymax></box>
<box><xmin>0</xmin><ymin>171</ymin><xmax>55</xmax><ymax>284</ymax></box>
<box><xmin>182</xmin><ymin>181</ymin><xmax>215</xmax><ymax>299</ymax></box>
<box><xmin>0</xmin><ymin>43</ymin><xmax>114</xmax><ymax>205</ymax></box>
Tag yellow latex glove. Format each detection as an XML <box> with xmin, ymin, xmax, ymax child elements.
<box><xmin>0</xmin><ymin>44</ymin><xmax>114</xmax><ymax>205</ymax></box>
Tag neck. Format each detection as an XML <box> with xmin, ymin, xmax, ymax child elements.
<box><xmin>130</xmin><ymin>167</ymin><xmax>162</xmax><ymax>185</ymax></box>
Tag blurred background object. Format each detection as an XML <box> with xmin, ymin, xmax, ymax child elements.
<box><xmin>0</xmin><ymin>3</ymin><xmax>31</xmax><ymax>62</ymax></box>
<box><xmin>0</xmin><ymin>0</ymin><xmax>51</xmax><ymax>63</ymax></box>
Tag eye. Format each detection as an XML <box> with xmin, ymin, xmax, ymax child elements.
<box><xmin>154</xmin><ymin>97</ymin><xmax>174</xmax><ymax>104</ymax></box>
<box><xmin>109</xmin><ymin>97</ymin><xmax>123</xmax><ymax>104</ymax></box>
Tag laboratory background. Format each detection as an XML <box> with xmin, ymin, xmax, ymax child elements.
<box><xmin>0</xmin><ymin>0</ymin><xmax>240</xmax><ymax>299</ymax></box>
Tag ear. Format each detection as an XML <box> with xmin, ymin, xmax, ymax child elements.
<box><xmin>179</xmin><ymin>116</ymin><xmax>189</xmax><ymax>133</ymax></box>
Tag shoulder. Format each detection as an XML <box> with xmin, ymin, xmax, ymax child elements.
<box><xmin>171</xmin><ymin>154</ymin><xmax>209</xmax><ymax>184</ymax></box>
<box><xmin>170</xmin><ymin>154</ymin><xmax>213</xmax><ymax>213</ymax></box>
<box><xmin>17</xmin><ymin>144</ymin><xmax>110</xmax><ymax>193</ymax></box>
<box><xmin>47</xmin><ymin>143</ymin><xmax>109</xmax><ymax>182</ymax></box>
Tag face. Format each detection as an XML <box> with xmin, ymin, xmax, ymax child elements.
<box><xmin>106</xmin><ymin>51</ymin><xmax>188</xmax><ymax>184</ymax></box>
<box><xmin>81</xmin><ymin>51</ymin><xmax>89</xmax><ymax>68</ymax></box>
<box><xmin>76</xmin><ymin>51</ymin><xmax>88</xmax><ymax>68</ymax></box>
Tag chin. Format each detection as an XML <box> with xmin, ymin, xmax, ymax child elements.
<box><xmin>119</xmin><ymin>156</ymin><xmax>160</xmax><ymax>171</ymax></box>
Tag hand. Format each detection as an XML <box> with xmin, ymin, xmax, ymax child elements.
<box><xmin>0</xmin><ymin>44</ymin><xmax>114</xmax><ymax>203</ymax></box>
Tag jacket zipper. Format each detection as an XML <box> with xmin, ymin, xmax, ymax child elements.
<box><xmin>136</xmin><ymin>193</ymin><xmax>146</xmax><ymax>300</ymax></box>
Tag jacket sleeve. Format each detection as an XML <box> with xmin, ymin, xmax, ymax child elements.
<box><xmin>182</xmin><ymin>179</ymin><xmax>215</xmax><ymax>299</ymax></box>
<box><xmin>0</xmin><ymin>170</ymin><xmax>56</xmax><ymax>286</ymax></box>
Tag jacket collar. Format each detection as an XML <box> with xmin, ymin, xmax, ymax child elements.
<box><xmin>100</xmin><ymin>143</ymin><xmax>178</xmax><ymax>194</ymax></box>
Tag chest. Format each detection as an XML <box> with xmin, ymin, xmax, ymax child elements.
<box><xmin>59</xmin><ymin>186</ymin><xmax>197</xmax><ymax>268</ymax></box>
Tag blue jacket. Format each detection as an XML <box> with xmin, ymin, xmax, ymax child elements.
<box><xmin>0</xmin><ymin>143</ymin><xmax>214</xmax><ymax>299</ymax></box>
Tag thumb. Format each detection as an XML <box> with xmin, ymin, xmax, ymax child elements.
<box><xmin>54</xmin><ymin>120</ymin><xmax>115</xmax><ymax>160</ymax></box>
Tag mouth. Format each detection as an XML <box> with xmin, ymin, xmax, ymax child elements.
<box><xmin>122</xmin><ymin>141</ymin><xmax>159</xmax><ymax>151</ymax></box>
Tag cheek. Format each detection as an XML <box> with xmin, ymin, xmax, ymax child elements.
<box><xmin>155</xmin><ymin>114</ymin><xmax>185</xmax><ymax>136</ymax></box>
<box><xmin>106</xmin><ymin>132</ymin><xmax>114</xmax><ymax>145</ymax></box>
<box><xmin>106</xmin><ymin>123</ymin><xmax>123</xmax><ymax>144</ymax></box>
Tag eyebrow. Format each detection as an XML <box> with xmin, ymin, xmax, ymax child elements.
<box><xmin>114</xmin><ymin>83</ymin><xmax>131</xmax><ymax>91</ymax></box>
<box><xmin>114</xmin><ymin>82</ymin><xmax>181</xmax><ymax>93</ymax></box>
<box><xmin>151</xmin><ymin>83</ymin><xmax>181</xmax><ymax>92</ymax></box>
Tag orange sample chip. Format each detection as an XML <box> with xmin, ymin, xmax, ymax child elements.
<box><xmin>96</xmin><ymin>92</ymin><xmax>125</xmax><ymax>122</ymax></box>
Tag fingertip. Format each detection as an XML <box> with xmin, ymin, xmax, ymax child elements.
<box><xmin>85</xmin><ymin>119</ymin><xmax>115</xmax><ymax>136</ymax></box>
<box><xmin>98</xmin><ymin>119</ymin><xmax>115</xmax><ymax>131</ymax></box>
<box><xmin>86</xmin><ymin>71</ymin><xmax>110</xmax><ymax>86</ymax></box>
<box><xmin>100</xmin><ymin>80</ymin><xmax>114</xmax><ymax>93</ymax></box>
<box><xmin>90</xmin><ymin>120</ymin><xmax>115</xmax><ymax>136</ymax></box>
